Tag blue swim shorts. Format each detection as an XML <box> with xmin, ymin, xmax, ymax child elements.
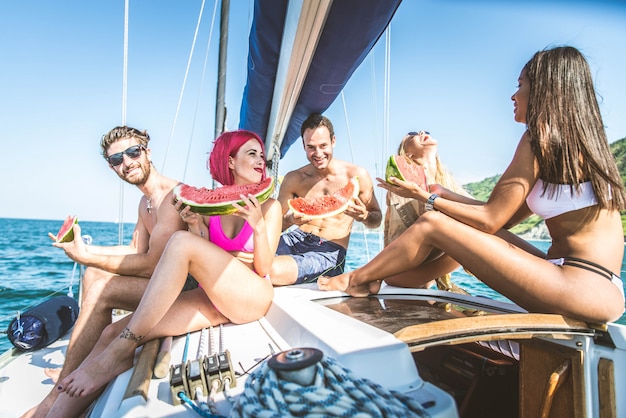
<box><xmin>276</xmin><ymin>228</ymin><xmax>347</xmax><ymax>284</ymax></box>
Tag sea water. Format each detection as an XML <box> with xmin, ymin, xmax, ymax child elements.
<box><xmin>1</xmin><ymin>217</ymin><xmax>625</xmax><ymax>353</ymax></box>
<box><xmin>0</xmin><ymin>218</ymin><xmax>135</xmax><ymax>353</ymax></box>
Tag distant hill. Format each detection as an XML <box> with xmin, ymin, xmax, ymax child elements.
<box><xmin>463</xmin><ymin>136</ymin><xmax>626</xmax><ymax>237</ymax></box>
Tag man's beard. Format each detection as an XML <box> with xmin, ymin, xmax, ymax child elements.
<box><xmin>122</xmin><ymin>162</ymin><xmax>151</xmax><ymax>186</ymax></box>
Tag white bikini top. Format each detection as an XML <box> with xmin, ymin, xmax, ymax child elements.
<box><xmin>526</xmin><ymin>179</ymin><xmax>598</xmax><ymax>220</ymax></box>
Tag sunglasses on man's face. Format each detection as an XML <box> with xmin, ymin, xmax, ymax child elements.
<box><xmin>407</xmin><ymin>131</ymin><xmax>430</xmax><ymax>137</ymax></box>
<box><xmin>107</xmin><ymin>144</ymin><xmax>146</xmax><ymax>166</ymax></box>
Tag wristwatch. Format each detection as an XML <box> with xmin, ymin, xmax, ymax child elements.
<box><xmin>425</xmin><ymin>193</ymin><xmax>439</xmax><ymax>211</ymax></box>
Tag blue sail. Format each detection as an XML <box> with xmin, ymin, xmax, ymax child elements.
<box><xmin>239</xmin><ymin>0</ymin><xmax>402</xmax><ymax>160</ymax></box>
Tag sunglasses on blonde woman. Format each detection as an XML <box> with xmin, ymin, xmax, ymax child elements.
<box><xmin>106</xmin><ymin>144</ymin><xmax>146</xmax><ymax>166</ymax></box>
<box><xmin>407</xmin><ymin>131</ymin><xmax>430</xmax><ymax>137</ymax></box>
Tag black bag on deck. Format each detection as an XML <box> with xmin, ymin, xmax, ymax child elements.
<box><xmin>6</xmin><ymin>295</ymin><xmax>79</xmax><ymax>351</ymax></box>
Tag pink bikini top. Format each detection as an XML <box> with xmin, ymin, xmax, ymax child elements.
<box><xmin>208</xmin><ymin>216</ymin><xmax>254</xmax><ymax>252</ymax></box>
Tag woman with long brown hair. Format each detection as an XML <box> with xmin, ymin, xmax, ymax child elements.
<box><xmin>320</xmin><ymin>46</ymin><xmax>626</xmax><ymax>324</ymax></box>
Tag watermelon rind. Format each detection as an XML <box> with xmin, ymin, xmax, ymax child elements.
<box><xmin>287</xmin><ymin>177</ymin><xmax>360</xmax><ymax>220</ymax></box>
<box><xmin>385</xmin><ymin>155</ymin><xmax>427</xmax><ymax>189</ymax></box>
<box><xmin>56</xmin><ymin>215</ymin><xmax>79</xmax><ymax>243</ymax></box>
<box><xmin>174</xmin><ymin>177</ymin><xmax>275</xmax><ymax>216</ymax></box>
<box><xmin>385</xmin><ymin>154</ymin><xmax>408</xmax><ymax>182</ymax></box>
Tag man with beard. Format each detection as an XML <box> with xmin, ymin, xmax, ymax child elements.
<box><xmin>270</xmin><ymin>113</ymin><xmax>382</xmax><ymax>285</ymax></box>
<box><xmin>23</xmin><ymin>126</ymin><xmax>187</xmax><ymax>418</ymax></box>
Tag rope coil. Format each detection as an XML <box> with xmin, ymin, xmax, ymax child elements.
<box><xmin>230</xmin><ymin>356</ymin><xmax>430</xmax><ymax>417</ymax></box>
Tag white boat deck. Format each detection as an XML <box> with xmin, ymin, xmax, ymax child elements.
<box><xmin>0</xmin><ymin>285</ymin><xmax>459</xmax><ymax>417</ymax></box>
<box><xmin>4</xmin><ymin>284</ymin><xmax>625</xmax><ymax>417</ymax></box>
<box><xmin>0</xmin><ymin>335</ymin><xmax>69</xmax><ymax>417</ymax></box>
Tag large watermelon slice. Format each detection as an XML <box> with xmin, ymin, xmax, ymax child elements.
<box><xmin>55</xmin><ymin>215</ymin><xmax>78</xmax><ymax>243</ymax></box>
<box><xmin>385</xmin><ymin>155</ymin><xmax>428</xmax><ymax>190</ymax></box>
<box><xmin>173</xmin><ymin>177</ymin><xmax>275</xmax><ymax>216</ymax></box>
<box><xmin>287</xmin><ymin>177</ymin><xmax>360</xmax><ymax>220</ymax></box>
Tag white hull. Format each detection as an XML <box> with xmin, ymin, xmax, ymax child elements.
<box><xmin>2</xmin><ymin>284</ymin><xmax>625</xmax><ymax>417</ymax></box>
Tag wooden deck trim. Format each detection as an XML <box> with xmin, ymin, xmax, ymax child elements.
<box><xmin>394</xmin><ymin>313</ymin><xmax>596</xmax><ymax>350</ymax></box>
<box><xmin>123</xmin><ymin>339</ymin><xmax>160</xmax><ymax>401</ymax></box>
<box><xmin>598</xmin><ymin>358</ymin><xmax>616</xmax><ymax>418</ymax></box>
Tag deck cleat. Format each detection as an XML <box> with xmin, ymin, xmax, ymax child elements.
<box><xmin>217</xmin><ymin>350</ymin><xmax>236</xmax><ymax>389</ymax></box>
<box><xmin>169</xmin><ymin>362</ymin><xmax>187</xmax><ymax>405</ymax></box>
<box><xmin>186</xmin><ymin>358</ymin><xmax>208</xmax><ymax>399</ymax></box>
<box><xmin>203</xmin><ymin>354</ymin><xmax>222</xmax><ymax>392</ymax></box>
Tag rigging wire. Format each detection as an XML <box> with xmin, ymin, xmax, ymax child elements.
<box><xmin>182</xmin><ymin>0</ymin><xmax>219</xmax><ymax>182</ymax></box>
<box><xmin>383</xmin><ymin>26</ymin><xmax>391</xmax><ymax>164</ymax></box>
<box><xmin>381</xmin><ymin>24</ymin><xmax>392</xmax><ymax>251</ymax></box>
<box><xmin>369</xmin><ymin>49</ymin><xmax>384</xmax><ymax>252</ymax></box>
<box><xmin>117</xmin><ymin>0</ymin><xmax>130</xmax><ymax>245</ymax></box>
<box><xmin>340</xmin><ymin>91</ymin><xmax>355</xmax><ymax>164</ymax></box>
<box><xmin>340</xmin><ymin>92</ymin><xmax>371</xmax><ymax>262</ymax></box>
<box><xmin>160</xmin><ymin>0</ymin><xmax>207</xmax><ymax>174</ymax></box>
<box><xmin>337</xmin><ymin>24</ymin><xmax>393</xmax><ymax>263</ymax></box>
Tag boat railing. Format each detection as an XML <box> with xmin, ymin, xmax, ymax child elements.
<box><xmin>394</xmin><ymin>313</ymin><xmax>597</xmax><ymax>351</ymax></box>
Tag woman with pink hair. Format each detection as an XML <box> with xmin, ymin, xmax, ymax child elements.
<box><xmin>48</xmin><ymin>130</ymin><xmax>282</xmax><ymax>415</ymax></box>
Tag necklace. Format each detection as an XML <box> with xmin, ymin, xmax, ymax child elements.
<box><xmin>146</xmin><ymin>198</ymin><xmax>152</xmax><ymax>214</ymax></box>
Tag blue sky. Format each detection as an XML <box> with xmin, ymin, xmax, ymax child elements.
<box><xmin>1</xmin><ymin>1</ymin><xmax>625</xmax><ymax>224</ymax></box>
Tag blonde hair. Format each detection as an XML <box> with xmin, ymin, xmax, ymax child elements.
<box><xmin>397</xmin><ymin>133</ymin><xmax>465</xmax><ymax>194</ymax></box>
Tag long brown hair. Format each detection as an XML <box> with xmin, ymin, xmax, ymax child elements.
<box><xmin>524</xmin><ymin>46</ymin><xmax>625</xmax><ymax>210</ymax></box>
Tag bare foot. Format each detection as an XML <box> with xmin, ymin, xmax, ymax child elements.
<box><xmin>57</xmin><ymin>341</ymin><xmax>135</xmax><ymax>397</ymax></box>
<box><xmin>318</xmin><ymin>274</ymin><xmax>350</xmax><ymax>291</ymax></box>
<box><xmin>44</xmin><ymin>367</ymin><xmax>61</xmax><ymax>383</ymax></box>
<box><xmin>345</xmin><ymin>277</ymin><xmax>382</xmax><ymax>297</ymax></box>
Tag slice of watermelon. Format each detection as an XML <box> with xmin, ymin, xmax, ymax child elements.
<box><xmin>385</xmin><ymin>155</ymin><xmax>428</xmax><ymax>190</ymax></box>
<box><xmin>288</xmin><ymin>177</ymin><xmax>360</xmax><ymax>220</ymax></box>
<box><xmin>56</xmin><ymin>215</ymin><xmax>79</xmax><ymax>243</ymax></box>
<box><xmin>173</xmin><ymin>177</ymin><xmax>275</xmax><ymax>216</ymax></box>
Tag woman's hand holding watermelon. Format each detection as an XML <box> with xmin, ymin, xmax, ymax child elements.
<box><xmin>376</xmin><ymin>176</ymin><xmax>429</xmax><ymax>202</ymax></box>
<box><xmin>231</xmin><ymin>193</ymin><xmax>264</xmax><ymax>227</ymax></box>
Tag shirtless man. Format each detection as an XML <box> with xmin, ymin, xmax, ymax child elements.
<box><xmin>23</xmin><ymin>126</ymin><xmax>187</xmax><ymax>417</ymax></box>
<box><xmin>270</xmin><ymin>113</ymin><xmax>382</xmax><ymax>285</ymax></box>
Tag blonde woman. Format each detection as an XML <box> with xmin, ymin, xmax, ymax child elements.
<box><xmin>383</xmin><ymin>131</ymin><xmax>469</xmax><ymax>291</ymax></box>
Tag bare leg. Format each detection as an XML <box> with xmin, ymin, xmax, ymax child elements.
<box><xmin>318</xmin><ymin>225</ymin><xmax>518</xmax><ymax>294</ymax></box>
<box><xmin>325</xmin><ymin>211</ymin><xmax>625</xmax><ymax>322</ymax></box>
<box><xmin>21</xmin><ymin>269</ymin><xmax>148</xmax><ymax>418</ymax></box>
<box><xmin>57</xmin><ymin>231</ymin><xmax>273</xmax><ymax>398</ymax></box>
<box><xmin>319</xmin><ymin>247</ymin><xmax>456</xmax><ymax>292</ymax></box>
<box><xmin>269</xmin><ymin>255</ymin><xmax>300</xmax><ymax>286</ymax></box>
<box><xmin>46</xmin><ymin>287</ymin><xmax>229</xmax><ymax>416</ymax></box>
<box><xmin>384</xmin><ymin>254</ymin><xmax>460</xmax><ymax>288</ymax></box>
